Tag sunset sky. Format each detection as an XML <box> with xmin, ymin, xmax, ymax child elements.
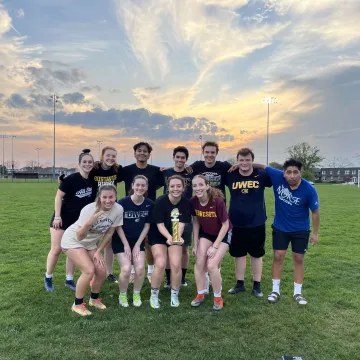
<box><xmin>1</xmin><ymin>0</ymin><xmax>359</xmax><ymax>168</ymax></box>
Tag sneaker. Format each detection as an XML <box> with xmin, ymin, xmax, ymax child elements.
<box><xmin>147</xmin><ymin>273</ymin><xmax>152</xmax><ymax>283</ymax></box>
<box><xmin>133</xmin><ymin>293</ymin><xmax>142</xmax><ymax>307</ymax></box>
<box><xmin>213</xmin><ymin>296</ymin><xmax>224</xmax><ymax>311</ymax></box>
<box><xmin>119</xmin><ymin>294</ymin><xmax>129</xmax><ymax>308</ymax></box>
<box><xmin>44</xmin><ymin>277</ymin><xmax>54</xmax><ymax>292</ymax></box>
<box><xmin>164</xmin><ymin>281</ymin><xmax>171</xmax><ymax>289</ymax></box>
<box><xmin>150</xmin><ymin>294</ymin><xmax>160</xmax><ymax>309</ymax></box>
<box><xmin>191</xmin><ymin>294</ymin><xmax>205</xmax><ymax>307</ymax></box>
<box><xmin>252</xmin><ymin>287</ymin><xmax>264</xmax><ymax>298</ymax></box>
<box><xmin>89</xmin><ymin>298</ymin><xmax>106</xmax><ymax>310</ymax></box>
<box><xmin>107</xmin><ymin>274</ymin><xmax>118</xmax><ymax>284</ymax></box>
<box><xmin>228</xmin><ymin>283</ymin><xmax>245</xmax><ymax>294</ymax></box>
<box><xmin>65</xmin><ymin>280</ymin><xmax>76</xmax><ymax>291</ymax></box>
<box><xmin>72</xmin><ymin>303</ymin><xmax>92</xmax><ymax>316</ymax></box>
<box><xmin>129</xmin><ymin>273</ymin><xmax>135</xmax><ymax>284</ymax></box>
<box><xmin>181</xmin><ymin>279</ymin><xmax>188</xmax><ymax>287</ymax></box>
<box><xmin>171</xmin><ymin>294</ymin><xmax>180</xmax><ymax>308</ymax></box>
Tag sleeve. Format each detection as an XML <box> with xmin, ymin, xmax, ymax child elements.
<box><xmin>223</xmin><ymin>161</ymin><xmax>232</xmax><ymax>171</ymax></box>
<box><xmin>216</xmin><ymin>198</ymin><xmax>229</xmax><ymax>224</ymax></box>
<box><xmin>308</xmin><ymin>186</ymin><xmax>319</xmax><ymax>211</ymax></box>
<box><xmin>190</xmin><ymin>161</ymin><xmax>201</xmax><ymax>173</ymax></box>
<box><xmin>156</xmin><ymin>167</ymin><xmax>165</xmax><ymax>189</ymax></box>
<box><xmin>265</xmin><ymin>166</ymin><xmax>283</xmax><ymax>182</ymax></box>
<box><xmin>179</xmin><ymin>199</ymin><xmax>192</xmax><ymax>223</ymax></box>
<box><xmin>154</xmin><ymin>198</ymin><xmax>166</xmax><ymax>224</ymax></box>
<box><xmin>262</xmin><ymin>171</ymin><xmax>273</xmax><ymax>188</ymax></box>
<box><xmin>59</xmin><ymin>175</ymin><xmax>72</xmax><ymax>193</ymax></box>
<box><xmin>112</xmin><ymin>205</ymin><xmax>124</xmax><ymax>227</ymax></box>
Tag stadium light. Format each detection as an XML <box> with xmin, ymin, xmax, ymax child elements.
<box><xmin>150</xmin><ymin>142</ymin><xmax>155</xmax><ymax>164</ymax></box>
<box><xmin>198</xmin><ymin>134</ymin><xmax>203</xmax><ymax>160</ymax></box>
<box><xmin>261</xmin><ymin>97</ymin><xmax>277</xmax><ymax>165</ymax></box>
<box><xmin>50</xmin><ymin>94</ymin><xmax>60</xmax><ymax>182</ymax></box>
<box><xmin>96</xmin><ymin>141</ymin><xmax>103</xmax><ymax>160</ymax></box>
<box><xmin>35</xmin><ymin>148</ymin><xmax>42</xmax><ymax>171</ymax></box>
<box><xmin>9</xmin><ymin>135</ymin><xmax>16</xmax><ymax>181</ymax></box>
<box><xmin>0</xmin><ymin>135</ymin><xmax>8</xmax><ymax>178</ymax></box>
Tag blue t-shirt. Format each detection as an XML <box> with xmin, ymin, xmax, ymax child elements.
<box><xmin>226</xmin><ymin>169</ymin><xmax>272</xmax><ymax>228</ymax></box>
<box><xmin>116</xmin><ymin>196</ymin><xmax>153</xmax><ymax>240</ymax></box>
<box><xmin>266</xmin><ymin>167</ymin><xmax>319</xmax><ymax>232</ymax></box>
<box><xmin>163</xmin><ymin>168</ymin><xmax>193</xmax><ymax>199</ymax></box>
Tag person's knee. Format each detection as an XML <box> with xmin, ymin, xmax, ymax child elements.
<box><xmin>135</xmin><ymin>264</ymin><xmax>145</xmax><ymax>276</ymax></box>
<box><xmin>121</xmin><ymin>264</ymin><xmax>132</xmax><ymax>275</ymax></box>
<box><xmin>155</xmin><ymin>257</ymin><xmax>166</xmax><ymax>271</ymax></box>
<box><xmin>83</xmin><ymin>264</ymin><xmax>95</xmax><ymax>278</ymax></box>
<box><xmin>49</xmin><ymin>246</ymin><xmax>62</xmax><ymax>257</ymax></box>
<box><xmin>95</xmin><ymin>266</ymin><xmax>107</xmax><ymax>279</ymax></box>
<box><xmin>293</xmin><ymin>253</ymin><xmax>304</xmax><ymax>265</ymax></box>
<box><xmin>207</xmin><ymin>260</ymin><xmax>219</xmax><ymax>273</ymax></box>
<box><xmin>274</xmin><ymin>251</ymin><xmax>286</xmax><ymax>262</ymax></box>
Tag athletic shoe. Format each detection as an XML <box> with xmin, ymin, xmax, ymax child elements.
<box><xmin>191</xmin><ymin>294</ymin><xmax>205</xmax><ymax>307</ymax></box>
<box><xmin>107</xmin><ymin>274</ymin><xmax>118</xmax><ymax>284</ymax></box>
<box><xmin>89</xmin><ymin>298</ymin><xmax>106</xmax><ymax>310</ymax></box>
<box><xmin>129</xmin><ymin>273</ymin><xmax>135</xmax><ymax>284</ymax></box>
<box><xmin>150</xmin><ymin>295</ymin><xmax>160</xmax><ymax>309</ymax></box>
<box><xmin>228</xmin><ymin>283</ymin><xmax>246</xmax><ymax>294</ymax></box>
<box><xmin>65</xmin><ymin>280</ymin><xmax>76</xmax><ymax>291</ymax></box>
<box><xmin>119</xmin><ymin>294</ymin><xmax>129</xmax><ymax>308</ymax></box>
<box><xmin>252</xmin><ymin>287</ymin><xmax>264</xmax><ymax>298</ymax></box>
<box><xmin>171</xmin><ymin>294</ymin><xmax>180</xmax><ymax>308</ymax></box>
<box><xmin>164</xmin><ymin>281</ymin><xmax>171</xmax><ymax>289</ymax></box>
<box><xmin>147</xmin><ymin>273</ymin><xmax>152</xmax><ymax>283</ymax></box>
<box><xmin>44</xmin><ymin>277</ymin><xmax>54</xmax><ymax>292</ymax></box>
<box><xmin>213</xmin><ymin>297</ymin><xmax>224</xmax><ymax>311</ymax></box>
<box><xmin>181</xmin><ymin>279</ymin><xmax>188</xmax><ymax>287</ymax></box>
<box><xmin>72</xmin><ymin>303</ymin><xmax>91</xmax><ymax>316</ymax></box>
<box><xmin>133</xmin><ymin>293</ymin><xmax>142</xmax><ymax>307</ymax></box>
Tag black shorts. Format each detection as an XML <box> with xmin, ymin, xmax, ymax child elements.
<box><xmin>229</xmin><ymin>225</ymin><xmax>266</xmax><ymax>258</ymax></box>
<box><xmin>182</xmin><ymin>223</ymin><xmax>192</xmax><ymax>247</ymax></box>
<box><xmin>112</xmin><ymin>233</ymin><xmax>145</xmax><ymax>254</ymax></box>
<box><xmin>199</xmin><ymin>230</ymin><xmax>231</xmax><ymax>245</ymax></box>
<box><xmin>272</xmin><ymin>226</ymin><xmax>310</xmax><ymax>255</ymax></box>
<box><xmin>49</xmin><ymin>212</ymin><xmax>78</xmax><ymax>231</ymax></box>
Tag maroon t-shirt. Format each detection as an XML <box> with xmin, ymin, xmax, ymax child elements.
<box><xmin>191</xmin><ymin>196</ymin><xmax>232</xmax><ymax>236</ymax></box>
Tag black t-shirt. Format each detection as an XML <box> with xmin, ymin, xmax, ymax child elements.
<box><xmin>123</xmin><ymin>163</ymin><xmax>163</xmax><ymax>201</ymax></box>
<box><xmin>58</xmin><ymin>172</ymin><xmax>94</xmax><ymax>218</ymax></box>
<box><xmin>90</xmin><ymin>165</ymin><xmax>124</xmax><ymax>198</ymax></box>
<box><xmin>150</xmin><ymin>195</ymin><xmax>192</xmax><ymax>241</ymax></box>
<box><xmin>191</xmin><ymin>160</ymin><xmax>231</xmax><ymax>196</ymax></box>
<box><xmin>226</xmin><ymin>169</ymin><xmax>272</xmax><ymax>228</ymax></box>
<box><xmin>162</xmin><ymin>168</ymin><xmax>194</xmax><ymax>199</ymax></box>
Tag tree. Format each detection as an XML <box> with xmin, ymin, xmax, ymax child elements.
<box><xmin>269</xmin><ymin>161</ymin><xmax>283</xmax><ymax>170</ymax></box>
<box><xmin>302</xmin><ymin>170</ymin><xmax>315</xmax><ymax>182</ymax></box>
<box><xmin>226</xmin><ymin>157</ymin><xmax>237</xmax><ymax>165</ymax></box>
<box><xmin>286</xmin><ymin>142</ymin><xmax>324</xmax><ymax>171</ymax></box>
<box><xmin>324</xmin><ymin>157</ymin><xmax>354</xmax><ymax>168</ymax></box>
<box><xmin>0</xmin><ymin>165</ymin><xmax>7</xmax><ymax>176</ymax></box>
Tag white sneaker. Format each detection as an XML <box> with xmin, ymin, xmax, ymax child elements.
<box><xmin>171</xmin><ymin>294</ymin><xmax>180</xmax><ymax>307</ymax></box>
<box><xmin>119</xmin><ymin>294</ymin><xmax>129</xmax><ymax>308</ymax></box>
<box><xmin>150</xmin><ymin>294</ymin><xmax>160</xmax><ymax>309</ymax></box>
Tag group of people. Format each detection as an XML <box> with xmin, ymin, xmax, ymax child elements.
<box><xmin>44</xmin><ymin>141</ymin><xmax>320</xmax><ymax>316</ymax></box>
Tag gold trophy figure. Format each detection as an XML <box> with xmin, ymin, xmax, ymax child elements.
<box><xmin>170</xmin><ymin>208</ymin><xmax>181</xmax><ymax>243</ymax></box>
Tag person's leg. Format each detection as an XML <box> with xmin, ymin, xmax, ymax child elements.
<box><xmin>145</xmin><ymin>236</ymin><xmax>154</xmax><ymax>282</ymax></box>
<box><xmin>168</xmin><ymin>245</ymin><xmax>183</xmax><ymax>307</ymax></box>
<box><xmin>181</xmin><ymin>246</ymin><xmax>189</xmax><ymax>286</ymax></box>
<box><xmin>165</xmin><ymin>258</ymin><xmax>171</xmax><ymax>288</ymax></box>
<box><xmin>149</xmin><ymin>244</ymin><xmax>167</xmax><ymax>309</ymax></box>
<box><xmin>116</xmin><ymin>253</ymin><xmax>132</xmax><ymax>307</ymax></box>
<box><xmin>105</xmin><ymin>241</ymin><xmax>117</xmax><ymax>283</ymax></box>
<box><xmin>132</xmin><ymin>251</ymin><xmax>145</xmax><ymax>307</ymax></box>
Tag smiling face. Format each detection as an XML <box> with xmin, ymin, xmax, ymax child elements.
<box><xmin>102</xmin><ymin>149</ymin><xmax>117</xmax><ymax>168</ymax></box>
<box><xmin>203</xmin><ymin>146</ymin><xmax>217</xmax><ymax>165</ymax></box>
<box><xmin>284</xmin><ymin>166</ymin><xmax>302</xmax><ymax>187</ymax></box>
<box><xmin>237</xmin><ymin>153</ymin><xmax>253</xmax><ymax>173</ymax></box>
<box><xmin>79</xmin><ymin>154</ymin><xmax>94</xmax><ymax>174</ymax></box>
<box><xmin>168</xmin><ymin>178</ymin><xmax>184</xmax><ymax>199</ymax></box>
<box><xmin>192</xmin><ymin>176</ymin><xmax>209</xmax><ymax>199</ymax></box>
<box><xmin>132</xmin><ymin>178</ymin><xmax>148</xmax><ymax>196</ymax></box>
<box><xmin>99</xmin><ymin>189</ymin><xmax>116</xmax><ymax>210</ymax></box>
<box><xmin>173</xmin><ymin>152</ymin><xmax>187</xmax><ymax>169</ymax></box>
<box><xmin>135</xmin><ymin>145</ymin><xmax>150</xmax><ymax>163</ymax></box>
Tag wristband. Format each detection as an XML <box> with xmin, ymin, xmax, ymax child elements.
<box><xmin>54</xmin><ymin>216</ymin><xmax>61</xmax><ymax>220</ymax></box>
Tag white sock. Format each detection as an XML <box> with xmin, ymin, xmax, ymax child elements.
<box><xmin>198</xmin><ymin>289</ymin><xmax>206</xmax><ymax>295</ymax></box>
<box><xmin>148</xmin><ymin>265</ymin><xmax>154</xmax><ymax>274</ymax></box>
<box><xmin>171</xmin><ymin>288</ymin><xmax>179</xmax><ymax>296</ymax></box>
<box><xmin>151</xmin><ymin>288</ymin><xmax>159</xmax><ymax>296</ymax></box>
<box><xmin>66</xmin><ymin>275</ymin><xmax>73</xmax><ymax>281</ymax></box>
<box><xmin>272</xmin><ymin>279</ymin><xmax>280</xmax><ymax>294</ymax></box>
<box><xmin>45</xmin><ymin>273</ymin><xmax>53</xmax><ymax>279</ymax></box>
<box><xmin>131</xmin><ymin>265</ymin><xmax>135</xmax><ymax>274</ymax></box>
<box><xmin>214</xmin><ymin>291</ymin><xmax>221</xmax><ymax>298</ymax></box>
<box><xmin>294</xmin><ymin>282</ymin><xmax>302</xmax><ymax>296</ymax></box>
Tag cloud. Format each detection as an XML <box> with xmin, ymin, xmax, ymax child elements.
<box><xmin>80</xmin><ymin>85</ymin><xmax>102</xmax><ymax>92</ymax></box>
<box><xmin>16</xmin><ymin>9</ymin><xmax>25</xmax><ymax>18</ymax></box>
<box><xmin>62</xmin><ymin>92</ymin><xmax>86</xmax><ymax>105</ymax></box>
<box><xmin>6</xmin><ymin>93</ymin><xmax>32</xmax><ymax>108</ymax></box>
<box><xmin>109</xmin><ymin>88</ymin><xmax>122</xmax><ymax>93</ymax></box>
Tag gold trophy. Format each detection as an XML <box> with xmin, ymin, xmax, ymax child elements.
<box><xmin>170</xmin><ymin>208</ymin><xmax>181</xmax><ymax>243</ymax></box>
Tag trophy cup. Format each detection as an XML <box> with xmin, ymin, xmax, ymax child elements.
<box><xmin>170</xmin><ymin>208</ymin><xmax>181</xmax><ymax>243</ymax></box>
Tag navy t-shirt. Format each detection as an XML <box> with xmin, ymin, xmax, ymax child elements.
<box><xmin>266</xmin><ymin>167</ymin><xmax>319</xmax><ymax>232</ymax></box>
<box><xmin>163</xmin><ymin>168</ymin><xmax>193</xmax><ymax>199</ymax></box>
<box><xmin>226</xmin><ymin>169</ymin><xmax>272</xmax><ymax>228</ymax></box>
<box><xmin>114</xmin><ymin>196</ymin><xmax>153</xmax><ymax>241</ymax></box>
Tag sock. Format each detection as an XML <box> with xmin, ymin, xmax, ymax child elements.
<box><xmin>90</xmin><ymin>292</ymin><xmax>99</xmax><ymax>300</ymax></box>
<box><xmin>182</xmin><ymin>268</ymin><xmax>187</xmax><ymax>281</ymax></box>
<box><xmin>236</xmin><ymin>279</ymin><xmax>244</xmax><ymax>287</ymax></box>
<box><xmin>66</xmin><ymin>275</ymin><xmax>73</xmax><ymax>281</ymax></box>
<box><xmin>148</xmin><ymin>265</ymin><xmax>154</xmax><ymax>274</ymax></box>
<box><xmin>131</xmin><ymin>265</ymin><xmax>135</xmax><ymax>274</ymax></box>
<box><xmin>272</xmin><ymin>279</ymin><xmax>280</xmax><ymax>294</ymax></box>
<box><xmin>165</xmin><ymin>269</ymin><xmax>171</xmax><ymax>284</ymax></box>
<box><xmin>214</xmin><ymin>291</ymin><xmax>221</xmax><ymax>298</ymax></box>
<box><xmin>171</xmin><ymin>288</ymin><xmax>179</xmax><ymax>296</ymax></box>
<box><xmin>294</xmin><ymin>282</ymin><xmax>302</xmax><ymax>296</ymax></box>
<box><xmin>253</xmin><ymin>281</ymin><xmax>261</xmax><ymax>290</ymax></box>
<box><xmin>45</xmin><ymin>273</ymin><xmax>53</xmax><ymax>279</ymax></box>
<box><xmin>74</xmin><ymin>297</ymin><xmax>83</xmax><ymax>305</ymax></box>
<box><xmin>198</xmin><ymin>289</ymin><xmax>206</xmax><ymax>295</ymax></box>
<box><xmin>151</xmin><ymin>288</ymin><xmax>159</xmax><ymax>297</ymax></box>
<box><xmin>134</xmin><ymin>290</ymin><xmax>140</xmax><ymax>294</ymax></box>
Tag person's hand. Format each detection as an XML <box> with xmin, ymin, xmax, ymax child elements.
<box><xmin>310</xmin><ymin>232</ymin><xmax>319</xmax><ymax>245</ymax></box>
<box><xmin>228</xmin><ymin>163</ymin><xmax>239</xmax><ymax>173</ymax></box>
<box><xmin>87</xmin><ymin>209</ymin><xmax>104</xmax><ymax>226</ymax></box>
<box><xmin>166</xmin><ymin>236</ymin><xmax>173</xmax><ymax>246</ymax></box>
<box><xmin>192</xmin><ymin>246</ymin><xmax>197</xmax><ymax>257</ymax></box>
<box><xmin>124</xmin><ymin>244</ymin><xmax>132</xmax><ymax>260</ymax></box>
<box><xmin>160</xmin><ymin>167</ymin><xmax>171</xmax><ymax>172</ymax></box>
<box><xmin>133</xmin><ymin>244</ymin><xmax>141</xmax><ymax>260</ymax></box>
<box><xmin>93</xmin><ymin>250</ymin><xmax>105</xmax><ymax>269</ymax></box>
<box><xmin>52</xmin><ymin>217</ymin><xmax>62</xmax><ymax>230</ymax></box>
<box><xmin>207</xmin><ymin>246</ymin><xmax>218</xmax><ymax>258</ymax></box>
<box><xmin>185</xmin><ymin>165</ymin><xmax>193</xmax><ymax>174</ymax></box>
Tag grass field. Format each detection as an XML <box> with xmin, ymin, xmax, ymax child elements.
<box><xmin>1</xmin><ymin>183</ymin><xmax>360</xmax><ymax>360</ymax></box>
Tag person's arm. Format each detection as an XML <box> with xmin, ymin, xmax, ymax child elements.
<box><xmin>310</xmin><ymin>209</ymin><xmax>320</xmax><ymax>245</ymax></box>
<box><xmin>93</xmin><ymin>226</ymin><xmax>116</xmax><ymax>268</ymax></box>
<box><xmin>76</xmin><ymin>209</ymin><xmax>103</xmax><ymax>240</ymax></box>
<box><xmin>136</xmin><ymin>223</ymin><xmax>150</xmax><ymax>246</ymax></box>
<box><xmin>116</xmin><ymin>226</ymin><xmax>130</xmax><ymax>247</ymax></box>
<box><xmin>192</xmin><ymin>216</ymin><xmax>200</xmax><ymax>256</ymax></box>
<box><xmin>213</xmin><ymin>220</ymin><xmax>229</xmax><ymax>249</ymax></box>
<box><xmin>52</xmin><ymin>189</ymin><xmax>65</xmax><ymax>229</ymax></box>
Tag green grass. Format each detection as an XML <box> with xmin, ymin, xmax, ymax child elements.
<box><xmin>1</xmin><ymin>183</ymin><xmax>360</xmax><ymax>360</ymax></box>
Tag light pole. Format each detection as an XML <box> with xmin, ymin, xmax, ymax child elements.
<box><xmin>198</xmin><ymin>134</ymin><xmax>203</xmax><ymax>160</ymax></box>
<box><xmin>96</xmin><ymin>141</ymin><xmax>103</xmax><ymax>160</ymax></box>
<box><xmin>50</xmin><ymin>94</ymin><xmax>60</xmax><ymax>182</ymax></box>
<box><xmin>9</xmin><ymin>135</ymin><xmax>16</xmax><ymax>180</ymax></box>
<box><xmin>261</xmin><ymin>97</ymin><xmax>277</xmax><ymax>165</ymax></box>
<box><xmin>0</xmin><ymin>135</ymin><xmax>7</xmax><ymax>178</ymax></box>
<box><xmin>150</xmin><ymin>142</ymin><xmax>155</xmax><ymax>164</ymax></box>
<box><xmin>35</xmin><ymin>148</ymin><xmax>42</xmax><ymax>171</ymax></box>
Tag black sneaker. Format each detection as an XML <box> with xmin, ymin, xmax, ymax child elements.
<box><xmin>252</xmin><ymin>287</ymin><xmax>264</xmax><ymax>298</ymax></box>
<box><xmin>228</xmin><ymin>283</ymin><xmax>245</xmax><ymax>294</ymax></box>
<box><xmin>107</xmin><ymin>274</ymin><xmax>118</xmax><ymax>284</ymax></box>
<box><xmin>65</xmin><ymin>280</ymin><xmax>76</xmax><ymax>291</ymax></box>
<box><xmin>44</xmin><ymin>276</ymin><xmax>54</xmax><ymax>292</ymax></box>
<box><xmin>181</xmin><ymin>278</ymin><xmax>188</xmax><ymax>287</ymax></box>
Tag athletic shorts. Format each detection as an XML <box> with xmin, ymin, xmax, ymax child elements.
<box><xmin>229</xmin><ymin>225</ymin><xmax>266</xmax><ymax>258</ymax></box>
<box><xmin>182</xmin><ymin>223</ymin><xmax>192</xmax><ymax>247</ymax></box>
<box><xmin>49</xmin><ymin>212</ymin><xmax>78</xmax><ymax>231</ymax></box>
<box><xmin>199</xmin><ymin>230</ymin><xmax>231</xmax><ymax>245</ymax></box>
<box><xmin>272</xmin><ymin>226</ymin><xmax>310</xmax><ymax>255</ymax></box>
<box><xmin>112</xmin><ymin>233</ymin><xmax>145</xmax><ymax>254</ymax></box>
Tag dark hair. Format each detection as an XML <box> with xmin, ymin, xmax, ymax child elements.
<box><xmin>79</xmin><ymin>149</ymin><xmax>93</xmax><ymax>163</ymax></box>
<box><xmin>133</xmin><ymin>142</ymin><xmax>153</xmax><ymax>153</ymax></box>
<box><xmin>168</xmin><ymin>175</ymin><xmax>185</xmax><ymax>188</ymax></box>
<box><xmin>173</xmin><ymin>146</ymin><xmax>189</xmax><ymax>160</ymax></box>
<box><xmin>192</xmin><ymin>174</ymin><xmax>225</xmax><ymax>203</ymax></box>
<box><xmin>237</xmin><ymin>147</ymin><xmax>255</xmax><ymax>161</ymax></box>
<box><xmin>202</xmin><ymin>141</ymin><xmax>219</xmax><ymax>154</ymax></box>
<box><xmin>128</xmin><ymin>175</ymin><xmax>149</xmax><ymax>197</ymax></box>
<box><xmin>283</xmin><ymin>158</ymin><xmax>302</xmax><ymax>171</ymax></box>
<box><xmin>101</xmin><ymin>146</ymin><xmax>119</xmax><ymax>172</ymax></box>
<box><xmin>58</xmin><ymin>174</ymin><xmax>65</xmax><ymax>184</ymax></box>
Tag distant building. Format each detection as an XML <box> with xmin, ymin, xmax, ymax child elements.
<box><xmin>320</xmin><ymin>167</ymin><xmax>360</xmax><ymax>183</ymax></box>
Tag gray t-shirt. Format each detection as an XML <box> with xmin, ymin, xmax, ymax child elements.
<box><xmin>61</xmin><ymin>202</ymin><xmax>123</xmax><ymax>250</ymax></box>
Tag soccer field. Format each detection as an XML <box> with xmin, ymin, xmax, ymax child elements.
<box><xmin>1</xmin><ymin>183</ymin><xmax>360</xmax><ymax>360</ymax></box>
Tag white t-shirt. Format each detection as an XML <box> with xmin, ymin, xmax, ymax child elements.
<box><xmin>61</xmin><ymin>202</ymin><xmax>123</xmax><ymax>250</ymax></box>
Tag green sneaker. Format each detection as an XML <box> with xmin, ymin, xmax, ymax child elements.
<box><xmin>119</xmin><ymin>293</ymin><xmax>129</xmax><ymax>308</ymax></box>
<box><xmin>133</xmin><ymin>293</ymin><xmax>142</xmax><ymax>307</ymax></box>
<box><xmin>150</xmin><ymin>294</ymin><xmax>160</xmax><ymax>309</ymax></box>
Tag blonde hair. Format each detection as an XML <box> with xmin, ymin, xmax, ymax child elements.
<box><xmin>192</xmin><ymin>174</ymin><xmax>224</xmax><ymax>203</ymax></box>
<box><xmin>95</xmin><ymin>184</ymin><xmax>117</xmax><ymax>209</ymax></box>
